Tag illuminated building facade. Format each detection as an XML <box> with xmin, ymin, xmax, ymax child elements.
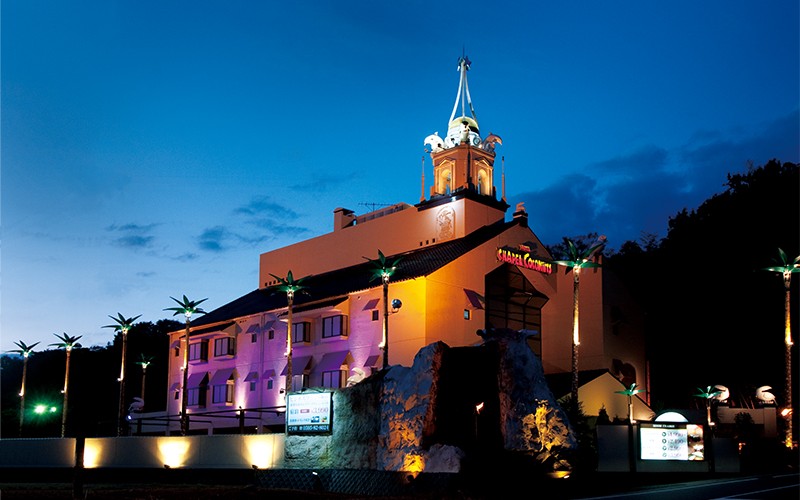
<box><xmin>164</xmin><ymin>56</ymin><xmax>646</xmax><ymax>433</ymax></box>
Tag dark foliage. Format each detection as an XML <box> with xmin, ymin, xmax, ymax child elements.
<box><xmin>604</xmin><ymin>160</ymin><xmax>799</xmax><ymax>413</ymax></box>
<box><xmin>1</xmin><ymin>319</ymin><xmax>180</xmax><ymax>438</ymax></box>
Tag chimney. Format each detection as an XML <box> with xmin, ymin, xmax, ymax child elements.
<box><xmin>333</xmin><ymin>207</ymin><xmax>355</xmax><ymax>231</ymax></box>
<box><xmin>512</xmin><ymin>202</ymin><xmax>528</xmax><ymax>228</ymax></box>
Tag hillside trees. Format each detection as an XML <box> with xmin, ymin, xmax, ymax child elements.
<box><xmin>609</xmin><ymin>159</ymin><xmax>799</xmax><ymax>409</ymax></box>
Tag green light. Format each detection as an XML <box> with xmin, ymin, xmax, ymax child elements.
<box><xmin>34</xmin><ymin>404</ymin><xmax>58</xmax><ymax>415</ymax></box>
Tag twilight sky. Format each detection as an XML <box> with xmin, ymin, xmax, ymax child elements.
<box><xmin>2</xmin><ymin>1</ymin><xmax>798</xmax><ymax>353</ymax></box>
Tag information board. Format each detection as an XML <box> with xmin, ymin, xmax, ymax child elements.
<box><xmin>639</xmin><ymin>422</ymin><xmax>705</xmax><ymax>461</ymax></box>
<box><xmin>286</xmin><ymin>391</ymin><xmax>333</xmax><ymax>434</ymax></box>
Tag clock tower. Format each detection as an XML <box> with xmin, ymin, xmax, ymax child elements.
<box><xmin>422</xmin><ymin>56</ymin><xmax>506</xmax><ymax>207</ymax></box>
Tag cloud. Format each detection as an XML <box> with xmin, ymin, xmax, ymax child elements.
<box><xmin>106</xmin><ymin>223</ymin><xmax>158</xmax><ymax>249</ymax></box>
<box><xmin>233</xmin><ymin>196</ymin><xmax>299</xmax><ymax>219</ymax></box>
<box><xmin>513</xmin><ymin>110</ymin><xmax>799</xmax><ymax>250</ymax></box>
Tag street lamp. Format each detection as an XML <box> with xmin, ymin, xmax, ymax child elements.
<box><xmin>760</xmin><ymin>248</ymin><xmax>799</xmax><ymax>449</ymax></box>
<box><xmin>165</xmin><ymin>295</ymin><xmax>207</xmax><ymax>436</ymax></box>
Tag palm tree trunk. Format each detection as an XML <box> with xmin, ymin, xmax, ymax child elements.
<box><xmin>180</xmin><ymin>320</ymin><xmax>190</xmax><ymax>435</ymax></box>
<box><xmin>61</xmin><ymin>349</ymin><xmax>71</xmax><ymax>438</ymax></box>
<box><xmin>286</xmin><ymin>294</ymin><xmax>293</xmax><ymax>394</ymax></box>
<box><xmin>382</xmin><ymin>277</ymin><xmax>389</xmax><ymax>370</ymax></box>
<box><xmin>141</xmin><ymin>367</ymin><xmax>147</xmax><ymax>404</ymax></box>
<box><xmin>19</xmin><ymin>357</ymin><xmax>28</xmax><ymax>437</ymax></box>
<box><xmin>571</xmin><ymin>269</ymin><xmax>581</xmax><ymax>415</ymax></box>
<box><xmin>784</xmin><ymin>279</ymin><xmax>793</xmax><ymax>448</ymax></box>
<box><xmin>117</xmin><ymin>332</ymin><xmax>128</xmax><ymax>436</ymax></box>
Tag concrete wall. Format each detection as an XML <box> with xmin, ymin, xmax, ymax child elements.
<box><xmin>0</xmin><ymin>434</ymin><xmax>285</xmax><ymax>470</ymax></box>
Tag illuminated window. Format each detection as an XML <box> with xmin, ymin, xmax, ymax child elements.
<box><xmin>214</xmin><ymin>337</ymin><xmax>235</xmax><ymax>357</ymax></box>
<box><xmin>188</xmin><ymin>340</ymin><xmax>208</xmax><ymax>361</ymax></box>
<box><xmin>212</xmin><ymin>382</ymin><xmax>234</xmax><ymax>405</ymax></box>
<box><xmin>187</xmin><ymin>387</ymin><xmax>207</xmax><ymax>407</ymax></box>
<box><xmin>322</xmin><ymin>370</ymin><xmax>347</xmax><ymax>389</ymax></box>
<box><xmin>322</xmin><ymin>315</ymin><xmax>348</xmax><ymax>338</ymax></box>
<box><xmin>292</xmin><ymin>322</ymin><xmax>311</xmax><ymax>344</ymax></box>
<box><xmin>464</xmin><ymin>309</ymin><xmax>471</xmax><ymax>320</ymax></box>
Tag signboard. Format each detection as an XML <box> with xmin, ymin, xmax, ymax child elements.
<box><xmin>496</xmin><ymin>244</ymin><xmax>553</xmax><ymax>274</ymax></box>
<box><xmin>286</xmin><ymin>391</ymin><xmax>333</xmax><ymax>434</ymax></box>
<box><xmin>639</xmin><ymin>422</ymin><xmax>705</xmax><ymax>461</ymax></box>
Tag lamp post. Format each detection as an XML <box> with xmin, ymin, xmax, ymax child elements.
<box><xmin>49</xmin><ymin>333</ymin><xmax>83</xmax><ymax>438</ymax></box>
<box><xmin>165</xmin><ymin>296</ymin><xmax>207</xmax><ymax>436</ymax></box>
<box><xmin>269</xmin><ymin>271</ymin><xmax>308</xmax><ymax>395</ymax></box>
<box><xmin>10</xmin><ymin>341</ymin><xmax>40</xmax><ymax>437</ymax></box>
<box><xmin>366</xmin><ymin>250</ymin><xmax>401</xmax><ymax>370</ymax></box>
<box><xmin>761</xmin><ymin>248</ymin><xmax>799</xmax><ymax>449</ymax></box>
<box><xmin>103</xmin><ymin>313</ymin><xmax>141</xmax><ymax>437</ymax></box>
<box><xmin>554</xmin><ymin>236</ymin><xmax>606</xmax><ymax>418</ymax></box>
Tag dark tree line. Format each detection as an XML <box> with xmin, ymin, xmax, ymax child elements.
<box><xmin>1</xmin><ymin>319</ymin><xmax>180</xmax><ymax>437</ymax></box>
<box><xmin>552</xmin><ymin>159</ymin><xmax>799</xmax><ymax>413</ymax></box>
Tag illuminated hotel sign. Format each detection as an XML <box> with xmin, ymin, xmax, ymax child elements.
<box><xmin>286</xmin><ymin>391</ymin><xmax>333</xmax><ymax>434</ymax></box>
<box><xmin>497</xmin><ymin>245</ymin><xmax>553</xmax><ymax>275</ymax></box>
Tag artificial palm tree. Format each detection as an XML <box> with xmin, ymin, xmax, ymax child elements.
<box><xmin>365</xmin><ymin>250</ymin><xmax>402</xmax><ymax>370</ymax></box>
<box><xmin>269</xmin><ymin>271</ymin><xmax>309</xmax><ymax>394</ymax></box>
<box><xmin>164</xmin><ymin>295</ymin><xmax>207</xmax><ymax>435</ymax></box>
<box><xmin>136</xmin><ymin>354</ymin><xmax>154</xmax><ymax>406</ymax></box>
<box><xmin>760</xmin><ymin>247</ymin><xmax>800</xmax><ymax>449</ymax></box>
<box><xmin>694</xmin><ymin>386</ymin><xmax>722</xmax><ymax>427</ymax></box>
<box><xmin>103</xmin><ymin>313</ymin><xmax>141</xmax><ymax>436</ymax></box>
<box><xmin>9</xmin><ymin>340</ymin><xmax>40</xmax><ymax>436</ymax></box>
<box><xmin>49</xmin><ymin>333</ymin><xmax>82</xmax><ymax>438</ymax></box>
<box><xmin>553</xmin><ymin>236</ymin><xmax>606</xmax><ymax>417</ymax></box>
<box><xmin>615</xmin><ymin>382</ymin><xmax>644</xmax><ymax>423</ymax></box>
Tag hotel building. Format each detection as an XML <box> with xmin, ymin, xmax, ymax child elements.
<box><xmin>164</xmin><ymin>56</ymin><xmax>647</xmax><ymax>434</ymax></box>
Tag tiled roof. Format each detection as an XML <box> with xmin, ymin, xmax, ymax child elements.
<box><xmin>188</xmin><ymin>218</ymin><xmax>521</xmax><ymax>330</ymax></box>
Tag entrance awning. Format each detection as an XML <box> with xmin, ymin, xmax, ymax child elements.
<box><xmin>362</xmin><ymin>298</ymin><xmax>380</xmax><ymax>311</ymax></box>
<box><xmin>464</xmin><ymin>288</ymin><xmax>484</xmax><ymax>309</ymax></box>
<box><xmin>314</xmin><ymin>350</ymin><xmax>352</xmax><ymax>373</ymax></box>
<box><xmin>364</xmin><ymin>354</ymin><xmax>381</xmax><ymax>368</ymax></box>
<box><xmin>187</xmin><ymin>372</ymin><xmax>208</xmax><ymax>388</ymax></box>
<box><xmin>280</xmin><ymin>355</ymin><xmax>312</xmax><ymax>375</ymax></box>
<box><xmin>210</xmin><ymin>368</ymin><xmax>237</xmax><ymax>385</ymax></box>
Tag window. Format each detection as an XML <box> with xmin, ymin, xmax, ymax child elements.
<box><xmin>268</xmin><ymin>329</ymin><xmax>274</xmax><ymax>340</ymax></box>
<box><xmin>212</xmin><ymin>383</ymin><xmax>234</xmax><ymax>405</ymax></box>
<box><xmin>322</xmin><ymin>370</ymin><xmax>347</xmax><ymax>389</ymax></box>
<box><xmin>187</xmin><ymin>387</ymin><xmax>207</xmax><ymax>407</ymax></box>
<box><xmin>173</xmin><ymin>347</ymin><xmax>179</xmax><ymax>357</ymax></box>
<box><xmin>188</xmin><ymin>340</ymin><xmax>208</xmax><ymax>361</ymax></box>
<box><xmin>249</xmin><ymin>381</ymin><xmax>256</xmax><ymax>392</ymax></box>
<box><xmin>322</xmin><ymin>315</ymin><xmax>348</xmax><ymax>338</ymax></box>
<box><xmin>371</xmin><ymin>310</ymin><xmax>379</xmax><ymax>321</ymax></box>
<box><xmin>267</xmin><ymin>379</ymin><xmax>274</xmax><ymax>390</ymax></box>
<box><xmin>290</xmin><ymin>374</ymin><xmax>309</xmax><ymax>392</ymax></box>
<box><xmin>292</xmin><ymin>322</ymin><xmax>311</xmax><ymax>344</ymax></box>
<box><xmin>251</xmin><ymin>333</ymin><xmax>257</xmax><ymax>343</ymax></box>
<box><xmin>174</xmin><ymin>391</ymin><xmax>179</xmax><ymax>400</ymax></box>
<box><xmin>464</xmin><ymin>309</ymin><xmax>471</xmax><ymax>320</ymax></box>
<box><xmin>214</xmin><ymin>337</ymin><xmax>235</xmax><ymax>357</ymax></box>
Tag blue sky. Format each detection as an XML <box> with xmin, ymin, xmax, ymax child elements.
<box><xmin>2</xmin><ymin>1</ymin><xmax>798</xmax><ymax>353</ymax></box>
